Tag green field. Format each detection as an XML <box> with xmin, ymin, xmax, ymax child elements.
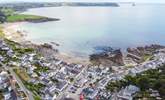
<box><xmin>0</xmin><ymin>8</ymin><xmax>54</xmax><ymax>23</ymax></box>
<box><xmin>6</xmin><ymin>14</ymin><xmax>46</xmax><ymax>22</ymax></box>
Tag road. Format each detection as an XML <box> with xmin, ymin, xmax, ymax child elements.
<box><xmin>0</xmin><ymin>62</ymin><xmax>34</xmax><ymax>100</ymax></box>
<box><xmin>56</xmin><ymin>65</ymin><xmax>88</xmax><ymax>100</ymax></box>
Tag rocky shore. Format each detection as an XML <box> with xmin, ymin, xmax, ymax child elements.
<box><xmin>127</xmin><ymin>44</ymin><xmax>165</xmax><ymax>63</ymax></box>
<box><xmin>90</xmin><ymin>45</ymin><xmax>165</xmax><ymax>67</ymax></box>
<box><xmin>25</xmin><ymin>17</ymin><xmax>60</xmax><ymax>23</ymax></box>
<box><xmin>2</xmin><ymin>23</ymin><xmax>165</xmax><ymax>66</ymax></box>
<box><xmin>90</xmin><ymin>47</ymin><xmax>124</xmax><ymax>66</ymax></box>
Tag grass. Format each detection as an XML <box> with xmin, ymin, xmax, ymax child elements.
<box><xmin>13</xmin><ymin>68</ymin><xmax>43</xmax><ymax>98</ymax></box>
<box><xmin>0</xmin><ymin>26</ymin><xmax>5</xmax><ymax>38</ymax></box>
<box><xmin>34</xmin><ymin>62</ymin><xmax>49</xmax><ymax>73</ymax></box>
<box><xmin>4</xmin><ymin>38</ymin><xmax>20</xmax><ymax>47</ymax></box>
<box><xmin>143</xmin><ymin>55</ymin><xmax>153</xmax><ymax>61</ymax></box>
<box><xmin>34</xmin><ymin>95</ymin><xmax>41</xmax><ymax>100</ymax></box>
<box><xmin>0</xmin><ymin>93</ymin><xmax>3</xmax><ymax>100</ymax></box>
<box><xmin>13</xmin><ymin>68</ymin><xmax>30</xmax><ymax>81</ymax></box>
<box><xmin>4</xmin><ymin>38</ymin><xmax>35</xmax><ymax>56</ymax></box>
<box><xmin>24</xmin><ymin>82</ymin><xmax>45</xmax><ymax>99</ymax></box>
<box><xmin>125</xmin><ymin>64</ymin><xmax>134</xmax><ymax>68</ymax></box>
<box><xmin>6</xmin><ymin>14</ymin><xmax>46</xmax><ymax>22</ymax></box>
<box><xmin>1</xmin><ymin>8</ymin><xmax>48</xmax><ymax>23</ymax></box>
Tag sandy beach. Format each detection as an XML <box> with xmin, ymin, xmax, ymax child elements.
<box><xmin>2</xmin><ymin>22</ymin><xmax>90</xmax><ymax>65</ymax></box>
<box><xmin>2</xmin><ymin>22</ymin><xmax>28</xmax><ymax>43</ymax></box>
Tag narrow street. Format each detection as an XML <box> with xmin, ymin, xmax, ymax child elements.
<box><xmin>0</xmin><ymin>62</ymin><xmax>34</xmax><ymax>100</ymax></box>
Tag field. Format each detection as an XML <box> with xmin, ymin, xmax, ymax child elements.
<box><xmin>6</xmin><ymin>14</ymin><xmax>45</xmax><ymax>22</ymax></box>
<box><xmin>13</xmin><ymin>67</ymin><xmax>30</xmax><ymax>81</ymax></box>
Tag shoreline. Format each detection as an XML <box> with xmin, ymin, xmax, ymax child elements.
<box><xmin>2</xmin><ymin>22</ymin><xmax>90</xmax><ymax>65</ymax></box>
<box><xmin>2</xmin><ymin>22</ymin><xmax>165</xmax><ymax>66</ymax></box>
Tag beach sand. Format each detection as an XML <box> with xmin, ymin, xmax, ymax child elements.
<box><xmin>2</xmin><ymin>22</ymin><xmax>27</xmax><ymax>42</ymax></box>
<box><xmin>2</xmin><ymin>22</ymin><xmax>90</xmax><ymax>65</ymax></box>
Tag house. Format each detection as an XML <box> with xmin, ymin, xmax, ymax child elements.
<box><xmin>55</xmin><ymin>60</ymin><xmax>62</xmax><ymax>65</ymax></box>
<box><xmin>56</xmin><ymin>72</ymin><xmax>67</xmax><ymax>80</ymax></box>
<box><xmin>28</xmin><ymin>78</ymin><xmax>39</xmax><ymax>84</ymax></box>
<box><xmin>0</xmin><ymin>55</ymin><xmax>4</xmax><ymax>62</ymax></box>
<box><xmin>82</xmin><ymin>87</ymin><xmax>99</xmax><ymax>100</ymax></box>
<box><xmin>43</xmin><ymin>94</ymin><xmax>53</xmax><ymax>100</ymax></box>
<box><xmin>3</xmin><ymin>92</ymin><xmax>11</xmax><ymax>100</ymax></box>
<box><xmin>48</xmin><ymin>85</ymin><xmax>57</xmax><ymax>94</ymax></box>
<box><xmin>31</xmin><ymin>73</ymin><xmax>38</xmax><ymax>78</ymax></box>
<box><xmin>149</xmin><ymin>89</ymin><xmax>161</xmax><ymax>99</ymax></box>
<box><xmin>98</xmin><ymin>78</ymin><xmax>109</xmax><ymax>88</ymax></box>
<box><xmin>7</xmin><ymin>49</ymin><xmax>14</xmax><ymax>57</ymax></box>
<box><xmin>59</xmin><ymin>67</ymin><xmax>68</xmax><ymax>75</ymax></box>
<box><xmin>1</xmin><ymin>46</ymin><xmax>10</xmax><ymax>51</ymax></box>
<box><xmin>124</xmin><ymin>58</ymin><xmax>137</xmax><ymax>66</ymax></box>
<box><xmin>68</xmin><ymin>85</ymin><xmax>77</xmax><ymax>93</ymax></box>
<box><xmin>117</xmin><ymin>85</ymin><xmax>140</xmax><ymax>100</ymax></box>
<box><xmin>41</xmin><ymin>78</ymin><xmax>50</xmax><ymax>85</ymax></box>
<box><xmin>55</xmin><ymin>80</ymin><xmax>68</xmax><ymax>92</ymax></box>
<box><xmin>95</xmin><ymin>68</ymin><xmax>103</xmax><ymax>76</ymax></box>
<box><xmin>74</xmin><ymin>77</ymin><xmax>88</xmax><ymax>88</ymax></box>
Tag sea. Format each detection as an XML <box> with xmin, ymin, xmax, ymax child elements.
<box><xmin>18</xmin><ymin>4</ymin><xmax>165</xmax><ymax>57</ymax></box>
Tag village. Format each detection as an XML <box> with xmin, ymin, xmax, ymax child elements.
<box><xmin>0</xmin><ymin>38</ymin><xmax>165</xmax><ymax>100</ymax></box>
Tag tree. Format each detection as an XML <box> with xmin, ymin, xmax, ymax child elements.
<box><xmin>136</xmin><ymin>76</ymin><xmax>149</xmax><ymax>91</ymax></box>
<box><xmin>0</xmin><ymin>11</ymin><xmax>6</xmax><ymax>23</ymax></box>
<box><xmin>125</xmin><ymin>75</ymin><xmax>137</xmax><ymax>85</ymax></box>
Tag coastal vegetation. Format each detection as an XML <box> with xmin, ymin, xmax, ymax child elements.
<box><xmin>106</xmin><ymin>64</ymin><xmax>165</xmax><ymax>99</ymax></box>
<box><xmin>0</xmin><ymin>8</ymin><xmax>59</xmax><ymax>23</ymax></box>
<box><xmin>3</xmin><ymin>39</ymin><xmax>35</xmax><ymax>59</ymax></box>
<box><xmin>0</xmin><ymin>2</ymin><xmax>120</xmax><ymax>23</ymax></box>
<box><xmin>6</xmin><ymin>14</ymin><xmax>47</xmax><ymax>22</ymax></box>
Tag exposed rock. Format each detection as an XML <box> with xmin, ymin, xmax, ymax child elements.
<box><xmin>41</xmin><ymin>43</ymin><xmax>53</xmax><ymax>49</ymax></box>
<box><xmin>26</xmin><ymin>17</ymin><xmax>60</xmax><ymax>23</ymax></box>
<box><xmin>23</xmin><ymin>42</ymin><xmax>58</xmax><ymax>58</ymax></box>
<box><xmin>127</xmin><ymin>44</ymin><xmax>165</xmax><ymax>63</ymax></box>
<box><xmin>50</xmin><ymin>42</ymin><xmax>60</xmax><ymax>46</ymax></box>
<box><xmin>90</xmin><ymin>48</ymin><xmax>124</xmax><ymax>66</ymax></box>
<box><xmin>127</xmin><ymin>44</ymin><xmax>165</xmax><ymax>56</ymax></box>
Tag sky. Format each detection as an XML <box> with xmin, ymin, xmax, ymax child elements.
<box><xmin>0</xmin><ymin>0</ymin><xmax>165</xmax><ymax>3</ymax></box>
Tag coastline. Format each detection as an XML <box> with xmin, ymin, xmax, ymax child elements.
<box><xmin>2</xmin><ymin>22</ymin><xmax>28</xmax><ymax>42</ymax></box>
<box><xmin>2</xmin><ymin>22</ymin><xmax>165</xmax><ymax>66</ymax></box>
<box><xmin>2</xmin><ymin>22</ymin><xmax>90</xmax><ymax>65</ymax></box>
